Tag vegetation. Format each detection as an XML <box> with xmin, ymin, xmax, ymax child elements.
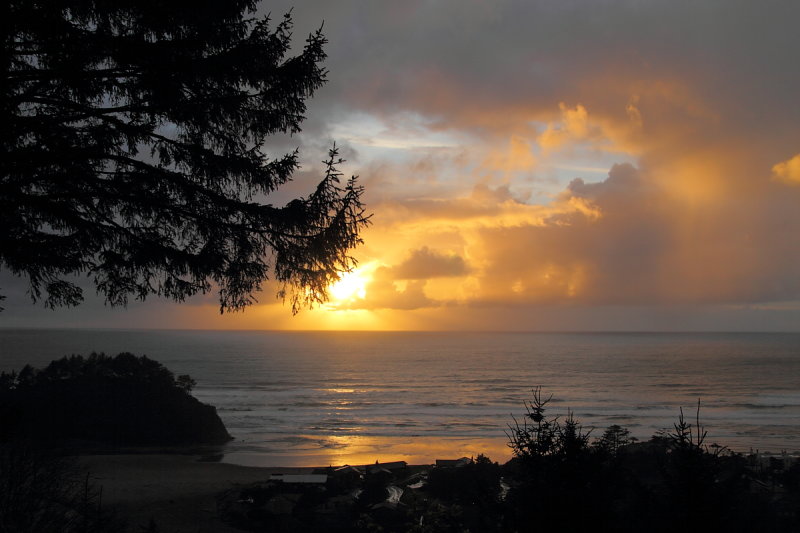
<box><xmin>0</xmin><ymin>444</ymin><xmax>123</xmax><ymax>532</ymax></box>
<box><xmin>423</xmin><ymin>455</ymin><xmax>503</xmax><ymax>531</ymax></box>
<box><xmin>2</xmin><ymin>0</ymin><xmax>369</xmax><ymax>313</ymax></box>
<box><xmin>219</xmin><ymin>389</ymin><xmax>800</xmax><ymax>532</ymax></box>
<box><xmin>0</xmin><ymin>352</ymin><xmax>231</xmax><ymax>446</ymax></box>
<box><xmin>502</xmin><ymin>391</ymin><xmax>778</xmax><ymax>532</ymax></box>
<box><xmin>3</xmin><ymin>366</ymin><xmax>797</xmax><ymax>532</ymax></box>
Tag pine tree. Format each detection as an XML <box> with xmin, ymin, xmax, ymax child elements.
<box><xmin>2</xmin><ymin>0</ymin><xmax>369</xmax><ymax>312</ymax></box>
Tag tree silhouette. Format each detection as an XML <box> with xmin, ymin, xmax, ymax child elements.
<box><xmin>595</xmin><ymin>424</ymin><xmax>634</xmax><ymax>456</ymax></box>
<box><xmin>0</xmin><ymin>353</ymin><xmax>232</xmax><ymax>445</ymax></box>
<box><xmin>2</xmin><ymin>0</ymin><xmax>369</xmax><ymax>312</ymax></box>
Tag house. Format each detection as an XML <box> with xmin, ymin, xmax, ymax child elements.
<box><xmin>401</xmin><ymin>471</ymin><xmax>428</xmax><ymax>490</ymax></box>
<box><xmin>329</xmin><ymin>465</ymin><xmax>363</xmax><ymax>490</ymax></box>
<box><xmin>269</xmin><ymin>473</ymin><xmax>328</xmax><ymax>484</ymax></box>
<box><xmin>435</xmin><ymin>457</ymin><xmax>472</xmax><ymax>468</ymax></box>
<box><xmin>367</xmin><ymin>460</ymin><xmax>408</xmax><ymax>474</ymax></box>
<box><xmin>334</xmin><ymin>464</ymin><xmax>365</xmax><ymax>476</ymax></box>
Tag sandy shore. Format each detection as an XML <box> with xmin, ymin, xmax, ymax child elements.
<box><xmin>79</xmin><ymin>454</ymin><xmax>312</xmax><ymax>533</ymax></box>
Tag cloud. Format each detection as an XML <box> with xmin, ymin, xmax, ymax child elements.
<box><xmin>336</xmin><ymin>267</ymin><xmax>436</xmax><ymax>311</ymax></box>
<box><xmin>481</xmin><ymin>135</ymin><xmax>537</xmax><ymax>173</ymax></box>
<box><xmin>329</xmin><ymin>247</ymin><xmax>470</xmax><ymax>311</ymax></box>
<box><xmin>772</xmin><ymin>154</ymin><xmax>800</xmax><ymax>185</ymax></box>
<box><xmin>390</xmin><ymin>247</ymin><xmax>469</xmax><ymax>280</ymax></box>
<box><xmin>348</xmin><ymin>154</ymin><xmax>800</xmax><ymax>312</ymax></box>
<box><xmin>538</xmin><ymin>103</ymin><xmax>591</xmax><ymax>150</ymax></box>
<box><xmin>7</xmin><ymin>1</ymin><xmax>800</xmax><ymax>330</ymax></box>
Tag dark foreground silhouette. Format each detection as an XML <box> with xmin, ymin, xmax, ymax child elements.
<box><xmin>217</xmin><ymin>389</ymin><xmax>800</xmax><ymax>533</ymax></box>
<box><xmin>1</xmin><ymin>364</ymin><xmax>798</xmax><ymax>532</ymax></box>
<box><xmin>0</xmin><ymin>352</ymin><xmax>231</xmax><ymax>447</ymax></box>
<box><xmin>0</xmin><ymin>445</ymin><xmax>124</xmax><ymax>533</ymax></box>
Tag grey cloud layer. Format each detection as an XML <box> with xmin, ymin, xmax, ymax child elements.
<box><xmin>6</xmin><ymin>1</ymin><xmax>800</xmax><ymax>329</ymax></box>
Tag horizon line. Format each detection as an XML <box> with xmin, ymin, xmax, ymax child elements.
<box><xmin>1</xmin><ymin>326</ymin><xmax>798</xmax><ymax>335</ymax></box>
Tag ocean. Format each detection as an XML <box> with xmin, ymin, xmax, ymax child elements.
<box><xmin>1</xmin><ymin>329</ymin><xmax>799</xmax><ymax>466</ymax></box>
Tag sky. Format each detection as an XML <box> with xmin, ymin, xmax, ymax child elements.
<box><xmin>3</xmin><ymin>0</ymin><xmax>800</xmax><ymax>331</ymax></box>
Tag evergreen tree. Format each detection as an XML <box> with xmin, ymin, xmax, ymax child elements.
<box><xmin>2</xmin><ymin>0</ymin><xmax>369</xmax><ymax>312</ymax></box>
<box><xmin>595</xmin><ymin>424</ymin><xmax>634</xmax><ymax>456</ymax></box>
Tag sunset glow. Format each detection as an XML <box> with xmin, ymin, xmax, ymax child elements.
<box><xmin>8</xmin><ymin>4</ymin><xmax>800</xmax><ymax>530</ymax></box>
<box><xmin>327</xmin><ymin>265</ymin><xmax>373</xmax><ymax>307</ymax></box>
<box><xmin>4</xmin><ymin>0</ymin><xmax>800</xmax><ymax>332</ymax></box>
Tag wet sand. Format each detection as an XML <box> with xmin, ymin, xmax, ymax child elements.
<box><xmin>80</xmin><ymin>454</ymin><xmax>312</xmax><ymax>532</ymax></box>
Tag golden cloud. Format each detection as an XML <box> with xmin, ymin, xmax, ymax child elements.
<box><xmin>538</xmin><ymin>103</ymin><xmax>590</xmax><ymax>150</ymax></box>
<box><xmin>772</xmin><ymin>154</ymin><xmax>800</xmax><ymax>185</ymax></box>
<box><xmin>481</xmin><ymin>135</ymin><xmax>537</xmax><ymax>173</ymax></box>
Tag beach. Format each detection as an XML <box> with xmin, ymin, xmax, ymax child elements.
<box><xmin>80</xmin><ymin>454</ymin><xmax>310</xmax><ymax>532</ymax></box>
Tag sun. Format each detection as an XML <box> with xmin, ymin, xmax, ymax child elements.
<box><xmin>328</xmin><ymin>266</ymin><xmax>370</xmax><ymax>304</ymax></box>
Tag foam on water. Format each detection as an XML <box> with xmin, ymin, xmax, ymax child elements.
<box><xmin>1</xmin><ymin>329</ymin><xmax>799</xmax><ymax>466</ymax></box>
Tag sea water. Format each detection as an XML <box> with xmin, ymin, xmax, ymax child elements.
<box><xmin>1</xmin><ymin>329</ymin><xmax>799</xmax><ymax>466</ymax></box>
